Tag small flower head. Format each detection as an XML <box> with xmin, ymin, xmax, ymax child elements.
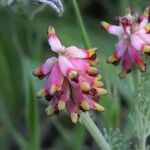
<box><xmin>33</xmin><ymin>26</ymin><xmax>107</xmax><ymax>123</ymax></box>
<box><xmin>101</xmin><ymin>6</ymin><xmax>150</xmax><ymax>78</ymax></box>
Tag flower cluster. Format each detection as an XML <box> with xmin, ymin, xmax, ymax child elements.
<box><xmin>33</xmin><ymin>27</ymin><xmax>107</xmax><ymax>123</ymax></box>
<box><xmin>101</xmin><ymin>7</ymin><xmax>150</xmax><ymax>78</ymax></box>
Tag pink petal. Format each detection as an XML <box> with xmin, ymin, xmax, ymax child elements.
<box><xmin>138</xmin><ymin>33</ymin><xmax>150</xmax><ymax>44</ymax></box>
<box><xmin>48</xmin><ymin>26</ymin><xmax>63</xmax><ymax>52</ymax></box>
<box><xmin>136</xmin><ymin>28</ymin><xmax>147</xmax><ymax>34</ymax></box>
<box><xmin>83</xmin><ymin>95</ymin><xmax>95</xmax><ymax>109</ymax></box>
<box><xmin>120</xmin><ymin>51</ymin><xmax>132</xmax><ymax>78</ymax></box>
<box><xmin>72</xmin><ymin>88</ymin><xmax>84</xmax><ymax>103</ymax></box>
<box><xmin>79</xmin><ymin>74</ymin><xmax>93</xmax><ymax>86</ymax></box>
<box><xmin>72</xmin><ymin>88</ymin><xmax>90</xmax><ymax>110</ymax></box>
<box><xmin>61</xmin><ymin>79</ymin><xmax>70</xmax><ymax>101</ymax></box>
<box><xmin>50</xmin><ymin>64</ymin><xmax>64</xmax><ymax>88</ymax></box>
<box><xmin>58</xmin><ymin>55</ymin><xmax>76</xmax><ymax>77</ymax></box>
<box><xmin>66</xmin><ymin>96</ymin><xmax>78</xmax><ymax>115</ymax></box>
<box><xmin>44</xmin><ymin>64</ymin><xmax>64</xmax><ymax>94</ymax></box>
<box><xmin>114</xmin><ymin>39</ymin><xmax>127</xmax><ymax>58</ymax></box>
<box><xmin>50</xmin><ymin>96</ymin><xmax>59</xmax><ymax>108</ymax></box>
<box><xmin>128</xmin><ymin>44</ymin><xmax>146</xmax><ymax>71</ymax></box>
<box><xmin>43</xmin><ymin>74</ymin><xmax>52</xmax><ymax>92</ymax></box>
<box><xmin>131</xmin><ymin>34</ymin><xmax>146</xmax><ymax>51</ymax></box>
<box><xmin>41</xmin><ymin>57</ymin><xmax>57</xmax><ymax>75</ymax></box>
<box><xmin>66</xmin><ymin>46</ymin><xmax>88</xmax><ymax>58</ymax></box>
<box><xmin>108</xmin><ymin>25</ymin><xmax>124</xmax><ymax>36</ymax></box>
<box><xmin>101</xmin><ymin>21</ymin><xmax>123</xmax><ymax>36</ymax></box>
<box><xmin>122</xmin><ymin>52</ymin><xmax>132</xmax><ymax>71</ymax></box>
<box><xmin>66</xmin><ymin>99</ymin><xmax>78</xmax><ymax>113</ymax></box>
<box><xmin>139</xmin><ymin>18</ymin><xmax>148</xmax><ymax>29</ymax></box>
<box><xmin>70</xmin><ymin>58</ymin><xmax>90</xmax><ymax>73</ymax></box>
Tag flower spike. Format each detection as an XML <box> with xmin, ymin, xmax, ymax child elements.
<box><xmin>33</xmin><ymin>26</ymin><xmax>107</xmax><ymax>123</ymax></box>
<box><xmin>101</xmin><ymin>7</ymin><xmax>150</xmax><ymax>78</ymax></box>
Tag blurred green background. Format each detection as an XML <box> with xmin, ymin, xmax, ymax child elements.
<box><xmin>0</xmin><ymin>0</ymin><xmax>149</xmax><ymax>149</ymax></box>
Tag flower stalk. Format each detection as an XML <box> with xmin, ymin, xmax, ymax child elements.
<box><xmin>72</xmin><ymin>0</ymin><xmax>91</xmax><ymax>48</ymax></box>
<box><xmin>79</xmin><ymin>112</ymin><xmax>111</xmax><ymax>150</ymax></box>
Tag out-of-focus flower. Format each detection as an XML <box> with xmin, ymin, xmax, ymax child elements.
<box><xmin>33</xmin><ymin>26</ymin><xmax>107</xmax><ymax>123</ymax></box>
<box><xmin>101</xmin><ymin>7</ymin><xmax>150</xmax><ymax>78</ymax></box>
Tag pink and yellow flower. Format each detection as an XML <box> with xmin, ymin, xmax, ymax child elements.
<box><xmin>33</xmin><ymin>26</ymin><xmax>107</xmax><ymax>123</ymax></box>
<box><xmin>101</xmin><ymin>7</ymin><xmax>150</xmax><ymax>78</ymax></box>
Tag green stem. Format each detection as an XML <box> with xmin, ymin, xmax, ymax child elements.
<box><xmin>139</xmin><ymin>137</ymin><xmax>146</xmax><ymax>150</ymax></box>
<box><xmin>72</xmin><ymin>0</ymin><xmax>91</xmax><ymax>48</ymax></box>
<box><xmin>79</xmin><ymin>112</ymin><xmax>111</xmax><ymax>150</ymax></box>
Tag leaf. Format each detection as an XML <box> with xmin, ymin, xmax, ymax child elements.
<box><xmin>71</xmin><ymin>124</ymin><xmax>86</xmax><ymax>150</ymax></box>
<box><xmin>25</xmin><ymin>78</ymin><xmax>40</xmax><ymax>150</ymax></box>
<box><xmin>0</xmin><ymin>93</ymin><xmax>27</xmax><ymax>150</ymax></box>
<box><xmin>23</xmin><ymin>57</ymin><xmax>40</xmax><ymax>150</ymax></box>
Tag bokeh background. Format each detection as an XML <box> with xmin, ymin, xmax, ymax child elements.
<box><xmin>0</xmin><ymin>0</ymin><xmax>149</xmax><ymax>149</ymax></box>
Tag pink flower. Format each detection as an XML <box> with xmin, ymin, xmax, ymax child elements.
<box><xmin>33</xmin><ymin>26</ymin><xmax>107</xmax><ymax>123</ymax></box>
<box><xmin>101</xmin><ymin>7</ymin><xmax>150</xmax><ymax>78</ymax></box>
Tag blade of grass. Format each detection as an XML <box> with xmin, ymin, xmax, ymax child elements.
<box><xmin>71</xmin><ymin>124</ymin><xmax>86</xmax><ymax>150</ymax></box>
<box><xmin>0</xmin><ymin>95</ymin><xmax>27</xmax><ymax>150</ymax></box>
<box><xmin>23</xmin><ymin>57</ymin><xmax>40</xmax><ymax>150</ymax></box>
<box><xmin>25</xmin><ymin>77</ymin><xmax>40</xmax><ymax>150</ymax></box>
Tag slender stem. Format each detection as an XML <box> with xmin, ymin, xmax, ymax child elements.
<box><xmin>72</xmin><ymin>0</ymin><xmax>91</xmax><ymax>48</ymax></box>
<box><xmin>79</xmin><ymin>112</ymin><xmax>111</xmax><ymax>150</ymax></box>
<box><xmin>139</xmin><ymin>137</ymin><xmax>146</xmax><ymax>150</ymax></box>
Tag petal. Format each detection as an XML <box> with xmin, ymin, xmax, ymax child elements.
<box><xmin>66</xmin><ymin>99</ymin><xmax>78</xmax><ymax>123</ymax></box>
<box><xmin>61</xmin><ymin>79</ymin><xmax>70</xmax><ymax>100</ymax></box>
<box><xmin>46</xmin><ymin>96</ymin><xmax>59</xmax><ymax>116</ymax></box>
<box><xmin>84</xmin><ymin>95</ymin><xmax>105</xmax><ymax>111</ymax></box>
<box><xmin>43</xmin><ymin>73</ymin><xmax>52</xmax><ymax>93</ymax></box>
<box><xmin>70</xmin><ymin>58</ymin><xmax>90</xmax><ymax>73</ymax></box>
<box><xmin>72</xmin><ymin>88</ymin><xmax>84</xmax><ymax>103</ymax></box>
<box><xmin>130</xmin><ymin>34</ymin><xmax>146</xmax><ymax>51</ymax></box>
<box><xmin>119</xmin><ymin>52</ymin><xmax>132</xmax><ymax>78</ymax></box>
<box><xmin>107</xmin><ymin>39</ymin><xmax>127</xmax><ymax>64</ymax></box>
<box><xmin>41</xmin><ymin>57</ymin><xmax>57</xmax><ymax>75</ymax></box>
<box><xmin>79</xmin><ymin>75</ymin><xmax>91</xmax><ymax>92</ymax></box>
<box><xmin>128</xmin><ymin>44</ymin><xmax>146</xmax><ymax>72</ymax></box>
<box><xmin>48</xmin><ymin>26</ymin><xmax>63</xmax><ymax>52</ymax></box>
<box><xmin>32</xmin><ymin>57</ymin><xmax>57</xmax><ymax>79</ymax></box>
<box><xmin>101</xmin><ymin>21</ymin><xmax>123</xmax><ymax>36</ymax></box>
<box><xmin>66</xmin><ymin>46</ymin><xmax>88</xmax><ymax>58</ymax></box>
<box><xmin>138</xmin><ymin>33</ymin><xmax>150</xmax><ymax>44</ymax></box>
<box><xmin>58</xmin><ymin>55</ymin><xmax>78</xmax><ymax>79</ymax></box>
<box><xmin>139</xmin><ymin>18</ymin><xmax>148</xmax><ymax>29</ymax></box>
<box><xmin>114</xmin><ymin>39</ymin><xmax>128</xmax><ymax>58</ymax></box>
<box><xmin>44</xmin><ymin>64</ymin><xmax>64</xmax><ymax>95</ymax></box>
<box><xmin>50</xmin><ymin>64</ymin><xmax>64</xmax><ymax>92</ymax></box>
<box><xmin>66</xmin><ymin>46</ymin><xmax>97</xmax><ymax>59</ymax></box>
<box><xmin>72</xmin><ymin>88</ymin><xmax>90</xmax><ymax>110</ymax></box>
<box><xmin>136</xmin><ymin>28</ymin><xmax>147</xmax><ymax>34</ymax></box>
<box><xmin>87</xmin><ymin>67</ymin><xmax>99</xmax><ymax>76</ymax></box>
<box><xmin>58</xmin><ymin>79</ymin><xmax>70</xmax><ymax>111</ymax></box>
